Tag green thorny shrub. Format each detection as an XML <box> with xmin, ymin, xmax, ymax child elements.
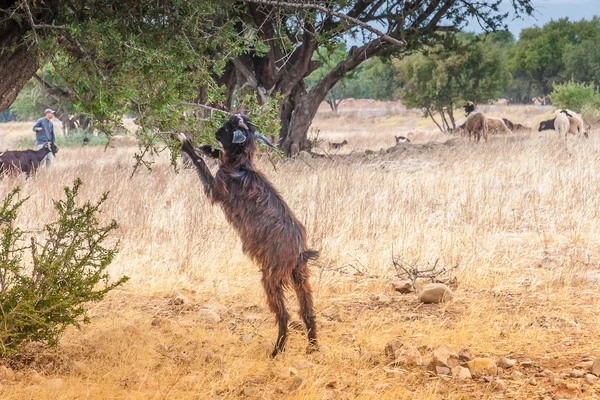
<box><xmin>0</xmin><ymin>179</ymin><xmax>128</xmax><ymax>357</ymax></box>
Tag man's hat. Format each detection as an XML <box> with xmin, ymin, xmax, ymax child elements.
<box><xmin>44</xmin><ymin>109</ymin><xmax>56</xmax><ymax>114</ymax></box>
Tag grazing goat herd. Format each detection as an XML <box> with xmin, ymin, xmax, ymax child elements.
<box><xmin>458</xmin><ymin>101</ymin><xmax>588</xmax><ymax>143</ymax></box>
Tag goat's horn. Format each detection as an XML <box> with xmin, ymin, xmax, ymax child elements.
<box><xmin>177</xmin><ymin>132</ymin><xmax>188</xmax><ymax>142</ymax></box>
<box><xmin>256</xmin><ymin>132</ymin><xmax>276</xmax><ymax>149</ymax></box>
<box><xmin>236</xmin><ymin>115</ymin><xmax>249</xmax><ymax>130</ymax></box>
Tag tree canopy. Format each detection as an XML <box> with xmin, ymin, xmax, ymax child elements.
<box><xmin>1</xmin><ymin>0</ymin><xmax>535</xmax><ymax>156</ymax></box>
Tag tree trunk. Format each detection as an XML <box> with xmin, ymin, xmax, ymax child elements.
<box><xmin>447</xmin><ymin>106</ymin><xmax>456</xmax><ymax>131</ymax></box>
<box><xmin>279</xmin><ymin>40</ymin><xmax>388</xmax><ymax>156</ymax></box>
<box><xmin>427</xmin><ymin>108</ymin><xmax>444</xmax><ymax>132</ymax></box>
<box><xmin>0</xmin><ymin>22</ymin><xmax>38</xmax><ymax>111</ymax></box>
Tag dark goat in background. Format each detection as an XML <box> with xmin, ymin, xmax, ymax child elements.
<box><xmin>178</xmin><ymin>115</ymin><xmax>319</xmax><ymax>356</ymax></box>
<box><xmin>0</xmin><ymin>142</ymin><xmax>58</xmax><ymax>177</ymax></box>
<box><xmin>538</xmin><ymin>119</ymin><xmax>555</xmax><ymax>132</ymax></box>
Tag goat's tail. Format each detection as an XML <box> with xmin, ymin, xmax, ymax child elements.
<box><xmin>300</xmin><ymin>249</ymin><xmax>319</xmax><ymax>265</ymax></box>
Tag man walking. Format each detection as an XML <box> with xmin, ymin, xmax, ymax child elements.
<box><xmin>33</xmin><ymin>109</ymin><xmax>56</xmax><ymax>167</ymax></box>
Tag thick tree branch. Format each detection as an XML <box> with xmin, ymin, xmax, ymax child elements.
<box><xmin>241</xmin><ymin>0</ymin><xmax>407</xmax><ymax>47</ymax></box>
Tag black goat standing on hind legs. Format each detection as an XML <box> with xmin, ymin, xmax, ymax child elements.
<box><xmin>177</xmin><ymin>114</ymin><xmax>319</xmax><ymax>357</ymax></box>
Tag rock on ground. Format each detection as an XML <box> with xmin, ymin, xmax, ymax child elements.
<box><xmin>430</xmin><ymin>346</ymin><xmax>460</xmax><ymax>369</ymax></box>
<box><xmin>466</xmin><ymin>358</ymin><xmax>498</xmax><ymax>377</ymax></box>
<box><xmin>497</xmin><ymin>357</ymin><xmax>516</xmax><ymax>369</ymax></box>
<box><xmin>384</xmin><ymin>338</ymin><xmax>403</xmax><ymax>359</ymax></box>
<box><xmin>391</xmin><ymin>279</ymin><xmax>414</xmax><ymax>294</ymax></box>
<box><xmin>453</xmin><ymin>366</ymin><xmax>472</xmax><ymax>380</ymax></box>
<box><xmin>418</xmin><ymin>283</ymin><xmax>454</xmax><ymax>304</ymax></box>
<box><xmin>321</xmin><ymin>306</ymin><xmax>342</xmax><ymax>322</ymax></box>
<box><xmin>592</xmin><ymin>358</ymin><xmax>600</xmax><ymax>376</ymax></box>
<box><xmin>198</xmin><ymin>309</ymin><xmax>221</xmax><ymax>324</ymax></box>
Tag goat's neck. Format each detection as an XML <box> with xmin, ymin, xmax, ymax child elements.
<box><xmin>223</xmin><ymin>148</ymin><xmax>255</xmax><ymax>173</ymax></box>
<box><xmin>36</xmin><ymin>146</ymin><xmax>51</xmax><ymax>160</ymax></box>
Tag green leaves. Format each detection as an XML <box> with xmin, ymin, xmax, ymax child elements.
<box><xmin>0</xmin><ymin>180</ymin><xmax>127</xmax><ymax>357</ymax></box>
<box><xmin>549</xmin><ymin>81</ymin><xmax>600</xmax><ymax>115</ymax></box>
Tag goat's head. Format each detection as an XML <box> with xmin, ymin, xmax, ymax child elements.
<box><xmin>45</xmin><ymin>142</ymin><xmax>59</xmax><ymax>155</ymax></box>
<box><xmin>216</xmin><ymin>114</ymin><xmax>275</xmax><ymax>155</ymax></box>
<box><xmin>538</xmin><ymin>119</ymin><xmax>555</xmax><ymax>132</ymax></box>
<box><xmin>463</xmin><ymin>101</ymin><xmax>475</xmax><ymax>115</ymax></box>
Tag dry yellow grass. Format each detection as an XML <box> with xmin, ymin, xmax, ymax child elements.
<box><xmin>1</xmin><ymin>105</ymin><xmax>600</xmax><ymax>399</ymax></box>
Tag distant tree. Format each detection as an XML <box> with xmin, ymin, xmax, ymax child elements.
<box><xmin>306</xmin><ymin>49</ymin><xmax>400</xmax><ymax>111</ymax></box>
<box><xmin>394</xmin><ymin>34</ymin><xmax>511</xmax><ymax>132</ymax></box>
<box><xmin>509</xmin><ymin>17</ymin><xmax>600</xmax><ymax>102</ymax></box>
<box><xmin>563</xmin><ymin>38</ymin><xmax>600</xmax><ymax>87</ymax></box>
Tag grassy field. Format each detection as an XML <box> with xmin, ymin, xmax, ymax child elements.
<box><xmin>1</xmin><ymin>105</ymin><xmax>600</xmax><ymax>399</ymax></box>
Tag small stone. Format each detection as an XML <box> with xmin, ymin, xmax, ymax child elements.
<box><xmin>169</xmin><ymin>292</ymin><xmax>187</xmax><ymax>305</ymax></box>
<box><xmin>321</xmin><ymin>306</ymin><xmax>342</xmax><ymax>322</ymax></box>
<box><xmin>554</xmin><ymin>383</ymin><xmax>581</xmax><ymax>399</ymax></box>
<box><xmin>296</xmin><ymin>151</ymin><xmax>312</xmax><ymax>162</ymax></box>
<box><xmin>511</xmin><ymin>371</ymin><xmax>524</xmax><ymax>380</ymax></box>
<box><xmin>0</xmin><ymin>366</ymin><xmax>15</xmax><ymax>381</ymax></box>
<box><xmin>492</xmin><ymin>379</ymin><xmax>507</xmax><ymax>391</ymax></box>
<box><xmin>370</xmin><ymin>293</ymin><xmax>391</xmax><ymax>304</ymax></box>
<box><xmin>458</xmin><ymin>349</ymin><xmax>473</xmax><ymax>362</ymax></box>
<box><xmin>466</xmin><ymin>358</ymin><xmax>498</xmax><ymax>377</ymax></box>
<box><xmin>391</xmin><ymin>279</ymin><xmax>414</xmax><ymax>294</ymax></box>
<box><xmin>272</xmin><ymin>366</ymin><xmax>298</xmax><ymax>379</ymax></box>
<box><xmin>198</xmin><ymin>309</ymin><xmax>221</xmax><ymax>324</ymax></box>
<box><xmin>431</xmin><ymin>346</ymin><xmax>460</xmax><ymax>369</ymax></box>
<box><xmin>293</xmin><ymin>360</ymin><xmax>313</xmax><ymax>370</ymax></box>
<box><xmin>576</xmin><ymin>361</ymin><xmax>594</xmax><ymax>371</ymax></box>
<box><xmin>384</xmin><ymin>338</ymin><xmax>403</xmax><ymax>359</ymax></box>
<box><xmin>592</xmin><ymin>358</ymin><xmax>600</xmax><ymax>376</ymax></box>
<box><xmin>436</xmin><ymin>366</ymin><xmax>451</xmax><ymax>376</ymax></box>
<box><xmin>529</xmin><ymin>377</ymin><xmax>537</xmax><ymax>386</ymax></box>
<box><xmin>453</xmin><ymin>366</ymin><xmax>472</xmax><ymax>380</ymax></box>
<box><xmin>551</xmin><ymin>378</ymin><xmax>563</xmax><ymax>386</ymax></box>
<box><xmin>497</xmin><ymin>357</ymin><xmax>516</xmax><ymax>369</ymax></box>
<box><xmin>392</xmin><ymin>346</ymin><xmax>422</xmax><ymax>368</ymax></box>
<box><xmin>418</xmin><ymin>283</ymin><xmax>454</xmax><ymax>304</ymax></box>
<box><xmin>71</xmin><ymin>361</ymin><xmax>90</xmax><ymax>375</ymax></box>
<box><xmin>570</xmin><ymin>369</ymin><xmax>586</xmax><ymax>378</ymax></box>
<box><xmin>585</xmin><ymin>374</ymin><xmax>598</xmax><ymax>384</ymax></box>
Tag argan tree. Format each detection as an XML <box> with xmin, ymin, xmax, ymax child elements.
<box><xmin>1</xmin><ymin>1</ymin><xmax>534</xmax><ymax>156</ymax></box>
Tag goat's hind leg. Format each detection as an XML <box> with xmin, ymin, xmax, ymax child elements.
<box><xmin>292</xmin><ymin>266</ymin><xmax>318</xmax><ymax>353</ymax></box>
<box><xmin>263</xmin><ymin>276</ymin><xmax>290</xmax><ymax>357</ymax></box>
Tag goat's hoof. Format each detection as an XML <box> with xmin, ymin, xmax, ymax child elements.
<box><xmin>271</xmin><ymin>347</ymin><xmax>284</xmax><ymax>358</ymax></box>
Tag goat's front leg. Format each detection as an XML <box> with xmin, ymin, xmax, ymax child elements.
<box><xmin>178</xmin><ymin>134</ymin><xmax>215</xmax><ymax>197</ymax></box>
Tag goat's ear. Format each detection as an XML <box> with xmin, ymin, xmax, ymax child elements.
<box><xmin>232</xmin><ymin>130</ymin><xmax>247</xmax><ymax>144</ymax></box>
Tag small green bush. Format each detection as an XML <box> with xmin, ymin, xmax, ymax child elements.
<box><xmin>0</xmin><ymin>179</ymin><xmax>128</xmax><ymax>357</ymax></box>
<box><xmin>549</xmin><ymin>81</ymin><xmax>600</xmax><ymax>114</ymax></box>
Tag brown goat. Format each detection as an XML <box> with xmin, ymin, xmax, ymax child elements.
<box><xmin>178</xmin><ymin>114</ymin><xmax>318</xmax><ymax>357</ymax></box>
<box><xmin>462</xmin><ymin>102</ymin><xmax>488</xmax><ymax>143</ymax></box>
